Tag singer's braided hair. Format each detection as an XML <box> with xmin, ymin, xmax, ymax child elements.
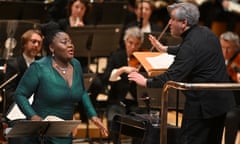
<box><xmin>40</xmin><ymin>21</ymin><xmax>64</xmax><ymax>55</ymax></box>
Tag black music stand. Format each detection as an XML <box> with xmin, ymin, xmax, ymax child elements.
<box><xmin>0</xmin><ymin>1</ymin><xmax>47</xmax><ymax>23</ymax></box>
<box><xmin>0</xmin><ymin>2</ymin><xmax>22</xmax><ymax>19</ymax></box>
<box><xmin>91</xmin><ymin>24</ymin><xmax>122</xmax><ymax>57</ymax></box>
<box><xmin>67</xmin><ymin>25</ymin><xmax>123</xmax><ymax>73</ymax></box>
<box><xmin>90</xmin><ymin>24</ymin><xmax>123</xmax><ymax>73</ymax></box>
<box><xmin>66</xmin><ymin>26</ymin><xmax>94</xmax><ymax>58</ymax></box>
<box><xmin>66</xmin><ymin>26</ymin><xmax>94</xmax><ymax>73</ymax></box>
<box><xmin>6</xmin><ymin>120</ymin><xmax>81</xmax><ymax>144</ymax></box>
<box><xmin>89</xmin><ymin>1</ymin><xmax>128</xmax><ymax>25</ymax></box>
<box><xmin>20</xmin><ymin>1</ymin><xmax>47</xmax><ymax>23</ymax></box>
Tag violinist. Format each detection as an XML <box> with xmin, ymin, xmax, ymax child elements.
<box><xmin>220</xmin><ymin>31</ymin><xmax>240</xmax><ymax>144</ymax></box>
<box><xmin>221</xmin><ymin>31</ymin><xmax>240</xmax><ymax>82</ymax></box>
<box><xmin>101</xmin><ymin>26</ymin><xmax>144</xmax><ymax>144</ymax></box>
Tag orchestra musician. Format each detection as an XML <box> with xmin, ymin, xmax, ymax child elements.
<box><xmin>220</xmin><ymin>31</ymin><xmax>240</xmax><ymax>144</ymax></box>
<box><xmin>3</xmin><ymin>29</ymin><xmax>43</xmax><ymax>144</ymax></box>
<box><xmin>4</xmin><ymin>29</ymin><xmax>43</xmax><ymax>117</ymax></box>
<box><xmin>220</xmin><ymin>31</ymin><xmax>240</xmax><ymax>82</ymax></box>
<box><xmin>101</xmin><ymin>26</ymin><xmax>145</xmax><ymax>144</ymax></box>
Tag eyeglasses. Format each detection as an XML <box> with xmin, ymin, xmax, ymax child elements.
<box><xmin>29</xmin><ymin>39</ymin><xmax>42</xmax><ymax>45</ymax></box>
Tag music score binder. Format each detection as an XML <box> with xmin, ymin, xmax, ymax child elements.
<box><xmin>133</xmin><ymin>52</ymin><xmax>174</xmax><ymax>77</ymax></box>
<box><xmin>7</xmin><ymin>120</ymin><xmax>81</xmax><ymax>138</ymax></box>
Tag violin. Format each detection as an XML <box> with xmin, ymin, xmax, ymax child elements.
<box><xmin>227</xmin><ymin>51</ymin><xmax>240</xmax><ymax>82</ymax></box>
<box><xmin>128</xmin><ymin>55</ymin><xmax>140</xmax><ymax>68</ymax></box>
<box><xmin>129</xmin><ymin>24</ymin><xmax>170</xmax><ymax>70</ymax></box>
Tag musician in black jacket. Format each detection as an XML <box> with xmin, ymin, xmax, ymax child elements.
<box><xmin>220</xmin><ymin>31</ymin><xmax>240</xmax><ymax>144</ymax></box>
<box><xmin>128</xmin><ymin>2</ymin><xmax>236</xmax><ymax>144</ymax></box>
<box><xmin>4</xmin><ymin>29</ymin><xmax>43</xmax><ymax>116</ymax></box>
<box><xmin>102</xmin><ymin>26</ymin><xmax>144</xmax><ymax>144</ymax></box>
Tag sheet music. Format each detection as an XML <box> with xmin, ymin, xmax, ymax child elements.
<box><xmin>145</xmin><ymin>53</ymin><xmax>175</xmax><ymax>69</ymax></box>
<box><xmin>6</xmin><ymin>95</ymin><xmax>33</xmax><ymax>121</ymax></box>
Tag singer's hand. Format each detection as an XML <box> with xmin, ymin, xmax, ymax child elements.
<box><xmin>128</xmin><ymin>72</ymin><xmax>147</xmax><ymax>87</ymax></box>
<box><xmin>91</xmin><ymin>117</ymin><xmax>108</xmax><ymax>137</ymax></box>
<box><xmin>149</xmin><ymin>35</ymin><xmax>168</xmax><ymax>52</ymax></box>
<box><xmin>31</xmin><ymin>115</ymin><xmax>43</xmax><ymax>121</ymax></box>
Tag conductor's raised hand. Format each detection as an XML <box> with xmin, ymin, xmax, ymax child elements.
<box><xmin>148</xmin><ymin>34</ymin><xmax>168</xmax><ymax>52</ymax></box>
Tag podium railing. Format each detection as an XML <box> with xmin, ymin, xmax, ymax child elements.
<box><xmin>160</xmin><ymin>81</ymin><xmax>240</xmax><ymax>144</ymax></box>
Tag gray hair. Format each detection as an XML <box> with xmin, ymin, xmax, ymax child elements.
<box><xmin>220</xmin><ymin>31</ymin><xmax>240</xmax><ymax>47</ymax></box>
<box><xmin>123</xmin><ymin>26</ymin><xmax>144</xmax><ymax>44</ymax></box>
<box><xmin>167</xmin><ymin>2</ymin><xmax>200</xmax><ymax>26</ymax></box>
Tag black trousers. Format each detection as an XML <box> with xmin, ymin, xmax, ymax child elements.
<box><xmin>225</xmin><ymin>106</ymin><xmax>240</xmax><ymax>144</ymax></box>
<box><xmin>178</xmin><ymin>114</ymin><xmax>226</xmax><ymax>144</ymax></box>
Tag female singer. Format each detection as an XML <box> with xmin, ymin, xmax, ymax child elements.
<box><xmin>14</xmin><ymin>22</ymin><xmax>108</xmax><ymax>144</ymax></box>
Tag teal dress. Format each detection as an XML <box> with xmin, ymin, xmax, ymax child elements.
<box><xmin>15</xmin><ymin>56</ymin><xmax>97</xmax><ymax>144</ymax></box>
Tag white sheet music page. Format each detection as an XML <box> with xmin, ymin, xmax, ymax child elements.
<box><xmin>6</xmin><ymin>95</ymin><xmax>34</xmax><ymax>121</ymax></box>
<box><xmin>146</xmin><ymin>53</ymin><xmax>175</xmax><ymax>70</ymax></box>
<box><xmin>43</xmin><ymin>115</ymin><xmax>64</xmax><ymax>121</ymax></box>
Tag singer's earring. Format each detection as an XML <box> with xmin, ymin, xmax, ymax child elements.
<box><xmin>52</xmin><ymin>51</ymin><xmax>55</xmax><ymax>57</ymax></box>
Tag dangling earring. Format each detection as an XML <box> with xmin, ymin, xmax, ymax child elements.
<box><xmin>52</xmin><ymin>51</ymin><xmax>55</xmax><ymax>57</ymax></box>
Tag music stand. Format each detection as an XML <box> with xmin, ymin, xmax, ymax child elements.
<box><xmin>66</xmin><ymin>26</ymin><xmax>94</xmax><ymax>57</ymax></box>
<box><xmin>90</xmin><ymin>24</ymin><xmax>123</xmax><ymax>73</ymax></box>
<box><xmin>89</xmin><ymin>1</ymin><xmax>128</xmax><ymax>25</ymax></box>
<box><xmin>67</xmin><ymin>25</ymin><xmax>122</xmax><ymax>73</ymax></box>
<box><xmin>0</xmin><ymin>1</ymin><xmax>22</xmax><ymax>19</ymax></box>
<box><xmin>91</xmin><ymin>24</ymin><xmax>122</xmax><ymax>57</ymax></box>
<box><xmin>66</xmin><ymin>26</ymin><xmax>94</xmax><ymax>73</ymax></box>
<box><xmin>20</xmin><ymin>1</ymin><xmax>47</xmax><ymax>23</ymax></box>
<box><xmin>7</xmin><ymin>120</ymin><xmax>81</xmax><ymax>144</ymax></box>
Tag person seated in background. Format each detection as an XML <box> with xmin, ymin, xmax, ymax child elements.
<box><xmin>4</xmin><ymin>29</ymin><xmax>43</xmax><ymax>116</ymax></box>
<box><xmin>3</xmin><ymin>29</ymin><xmax>43</xmax><ymax>144</ymax></box>
<box><xmin>126</xmin><ymin>0</ymin><xmax>162</xmax><ymax>32</ymax></box>
<box><xmin>58</xmin><ymin>0</ymin><xmax>90</xmax><ymax>31</ymax></box>
<box><xmin>14</xmin><ymin>22</ymin><xmax>108</xmax><ymax>144</ymax></box>
<box><xmin>119</xmin><ymin>0</ymin><xmax>162</xmax><ymax>49</ymax></box>
<box><xmin>220</xmin><ymin>31</ymin><xmax>240</xmax><ymax>144</ymax></box>
<box><xmin>101</xmin><ymin>26</ymin><xmax>145</xmax><ymax>143</ymax></box>
<box><xmin>222</xmin><ymin>0</ymin><xmax>240</xmax><ymax>15</ymax></box>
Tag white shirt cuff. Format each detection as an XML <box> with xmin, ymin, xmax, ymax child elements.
<box><xmin>109</xmin><ymin>69</ymin><xmax>121</xmax><ymax>81</ymax></box>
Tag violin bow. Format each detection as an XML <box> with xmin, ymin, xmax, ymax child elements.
<box><xmin>150</xmin><ymin>23</ymin><xmax>170</xmax><ymax>52</ymax></box>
